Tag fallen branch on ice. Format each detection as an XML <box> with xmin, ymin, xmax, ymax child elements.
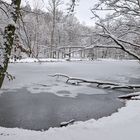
<box><xmin>118</xmin><ymin>92</ymin><xmax>140</xmax><ymax>100</ymax></box>
<box><xmin>49</xmin><ymin>73</ymin><xmax>140</xmax><ymax>90</ymax></box>
<box><xmin>60</xmin><ymin>119</ymin><xmax>75</xmax><ymax>127</ymax></box>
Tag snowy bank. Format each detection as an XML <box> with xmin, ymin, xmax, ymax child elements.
<box><xmin>9</xmin><ymin>58</ymin><xmax>138</xmax><ymax>63</ymax></box>
<box><xmin>9</xmin><ymin>58</ymin><xmax>66</xmax><ymax>63</ymax></box>
<box><xmin>0</xmin><ymin>97</ymin><xmax>140</xmax><ymax>140</ymax></box>
<box><xmin>9</xmin><ymin>58</ymin><xmax>88</xmax><ymax>63</ymax></box>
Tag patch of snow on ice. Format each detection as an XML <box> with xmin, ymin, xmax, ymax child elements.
<box><xmin>26</xmin><ymin>81</ymin><xmax>107</xmax><ymax>97</ymax></box>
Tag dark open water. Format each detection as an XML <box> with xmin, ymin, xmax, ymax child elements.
<box><xmin>0</xmin><ymin>88</ymin><xmax>125</xmax><ymax>130</ymax></box>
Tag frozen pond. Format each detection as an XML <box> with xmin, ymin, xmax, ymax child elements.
<box><xmin>0</xmin><ymin>60</ymin><xmax>139</xmax><ymax>130</ymax></box>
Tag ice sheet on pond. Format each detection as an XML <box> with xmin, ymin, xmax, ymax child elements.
<box><xmin>2</xmin><ymin>60</ymin><xmax>140</xmax><ymax>97</ymax></box>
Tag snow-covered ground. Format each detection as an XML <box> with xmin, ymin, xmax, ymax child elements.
<box><xmin>9</xmin><ymin>58</ymin><xmax>87</xmax><ymax>63</ymax></box>
<box><xmin>0</xmin><ymin>59</ymin><xmax>140</xmax><ymax>140</ymax></box>
<box><xmin>10</xmin><ymin>58</ymin><xmax>66</xmax><ymax>63</ymax></box>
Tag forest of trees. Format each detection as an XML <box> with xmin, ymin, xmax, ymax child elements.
<box><xmin>17</xmin><ymin>3</ymin><xmax>93</xmax><ymax>58</ymax></box>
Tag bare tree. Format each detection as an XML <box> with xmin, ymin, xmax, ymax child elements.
<box><xmin>32</xmin><ymin>0</ymin><xmax>45</xmax><ymax>58</ymax></box>
<box><xmin>91</xmin><ymin>0</ymin><xmax>140</xmax><ymax>61</ymax></box>
<box><xmin>48</xmin><ymin>0</ymin><xmax>63</xmax><ymax>58</ymax></box>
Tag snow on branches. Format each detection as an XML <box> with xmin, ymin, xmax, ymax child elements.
<box><xmin>49</xmin><ymin>73</ymin><xmax>140</xmax><ymax>91</ymax></box>
<box><xmin>91</xmin><ymin>0</ymin><xmax>140</xmax><ymax>61</ymax></box>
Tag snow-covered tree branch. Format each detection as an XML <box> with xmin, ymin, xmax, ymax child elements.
<box><xmin>49</xmin><ymin>73</ymin><xmax>140</xmax><ymax>91</ymax></box>
<box><xmin>96</xmin><ymin>23</ymin><xmax>140</xmax><ymax>61</ymax></box>
<box><xmin>91</xmin><ymin>0</ymin><xmax>140</xmax><ymax>61</ymax></box>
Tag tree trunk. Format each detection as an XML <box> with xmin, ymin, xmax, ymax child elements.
<box><xmin>0</xmin><ymin>0</ymin><xmax>21</xmax><ymax>88</ymax></box>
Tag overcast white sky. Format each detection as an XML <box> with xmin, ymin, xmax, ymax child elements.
<box><xmin>74</xmin><ymin>0</ymin><xmax>97</xmax><ymax>26</ymax></box>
